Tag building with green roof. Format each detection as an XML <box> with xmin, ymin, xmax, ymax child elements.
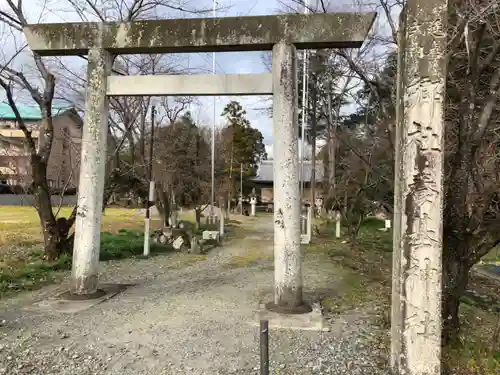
<box><xmin>0</xmin><ymin>103</ymin><xmax>72</xmax><ymax>121</ymax></box>
<box><xmin>0</xmin><ymin>103</ymin><xmax>83</xmax><ymax>191</ymax></box>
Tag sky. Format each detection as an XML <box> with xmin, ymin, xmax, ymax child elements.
<box><xmin>0</xmin><ymin>0</ymin><xmax>389</xmax><ymax>159</ymax></box>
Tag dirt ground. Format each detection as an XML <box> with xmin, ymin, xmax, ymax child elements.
<box><xmin>0</xmin><ymin>215</ymin><xmax>389</xmax><ymax>375</ymax></box>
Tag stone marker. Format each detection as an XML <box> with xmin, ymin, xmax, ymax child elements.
<box><xmin>306</xmin><ymin>206</ymin><xmax>312</xmax><ymax>240</ymax></box>
<box><xmin>170</xmin><ymin>210</ymin><xmax>178</xmax><ymax>228</ymax></box>
<box><xmin>300</xmin><ymin>212</ymin><xmax>307</xmax><ymax>234</ymax></box>
<box><xmin>385</xmin><ymin>219</ymin><xmax>391</xmax><ymax>229</ymax></box>
<box><xmin>250</xmin><ymin>197</ymin><xmax>257</xmax><ymax>216</ymax></box>
<box><xmin>190</xmin><ymin>236</ymin><xmax>202</xmax><ymax>254</ymax></box>
<box><xmin>219</xmin><ymin>209</ymin><xmax>225</xmax><ymax>237</ymax></box>
<box><xmin>172</xmin><ymin>236</ymin><xmax>184</xmax><ymax>251</ymax></box>
<box><xmin>391</xmin><ymin>0</ymin><xmax>447</xmax><ymax>374</ymax></box>
<box><xmin>335</xmin><ymin>211</ymin><xmax>341</xmax><ymax>238</ymax></box>
<box><xmin>300</xmin><ymin>234</ymin><xmax>309</xmax><ymax>245</ymax></box>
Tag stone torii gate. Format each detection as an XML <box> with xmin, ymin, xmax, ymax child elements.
<box><xmin>23</xmin><ymin>12</ymin><xmax>375</xmax><ymax>308</ymax></box>
<box><xmin>23</xmin><ymin>8</ymin><xmax>448</xmax><ymax>374</ymax></box>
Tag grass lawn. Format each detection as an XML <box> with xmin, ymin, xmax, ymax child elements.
<box><xmin>311</xmin><ymin>217</ymin><xmax>500</xmax><ymax>375</ymax></box>
<box><xmin>482</xmin><ymin>246</ymin><xmax>500</xmax><ymax>264</ymax></box>
<box><xmin>0</xmin><ymin>206</ymin><xmax>196</xmax><ymax>296</ymax></box>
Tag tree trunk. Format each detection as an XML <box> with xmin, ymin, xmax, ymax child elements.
<box><xmin>170</xmin><ymin>190</ymin><xmax>177</xmax><ymax>227</ymax></box>
<box><xmin>321</xmin><ymin>150</ymin><xmax>329</xmax><ymax>219</ymax></box>
<box><xmin>310</xmin><ymin>79</ymin><xmax>317</xmax><ymax>215</ymax></box>
<box><xmin>161</xmin><ymin>190</ymin><xmax>171</xmax><ymax>228</ymax></box>
<box><xmin>442</xmin><ymin>165</ymin><xmax>473</xmax><ymax>344</ymax></box>
<box><xmin>224</xmin><ymin>196</ymin><xmax>230</xmax><ymax>220</ymax></box>
<box><xmin>219</xmin><ymin>195</ymin><xmax>229</xmax><ymax>221</ymax></box>
<box><xmin>139</xmin><ymin>114</ymin><xmax>146</xmax><ymax>163</ymax></box>
<box><xmin>194</xmin><ymin>207</ymin><xmax>202</xmax><ymax>230</ymax></box>
<box><xmin>326</xmin><ymin>81</ymin><xmax>336</xmax><ymax>212</ymax></box>
<box><xmin>126</xmin><ymin>132</ymin><xmax>135</xmax><ymax>167</ymax></box>
<box><xmin>32</xmin><ymin>156</ymin><xmax>74</xmax><ymax>261</ymax></box>
<box><xmin>155</xmin><ymin>186</ymin><xmax>171</xmax><ymax>228</ymax></box>
<box><xmin>442</xmin><ymin>239</ymin><xmax>472</xmax><ymax>344</ymax></box>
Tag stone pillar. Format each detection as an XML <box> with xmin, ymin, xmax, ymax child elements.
<box><xmin>335</xmin><ymin>211</ymin><xmax>341</xmax><ymax>238</ymax></box>
<box><xmin>170</xmin><ymin>210</ymin><xmax>178</xmax><ymax>228</ymax></box>
<box><xmin>391</xmin><ymin>7</ymin><xmax>406</xmax><ymax>370</ymax></box>
<box><xmin>70</xmin><ymin>47</ymin><xmax>112</xmax><ymax>295</ymax></box>
<box><xmin>385</xmin><ymin>219</ymin><xmax>391</xmax><ymax>230</ymax></box>
<box><xmin>306</xmin><ymin>206</ymin><xmax>312</xmax><ymax>240</ymax></box>
<box><xmin>391</xmin><ymin>0</ymin><xmax>447</xmax><ymax>374</ymax></box>
<box><xmin>268</xmin><ymin>42</ymin><xmax>306</xmax><ymax>312</ymax></box>
<box><xmin>250</xmin><ymin>197</ymin><xmax>256</xmax><ymax>216</ymax></box>
<box><xmin>219</xmin><ymin>207</ymin><xmax>225</xmax><ymax>237</ymax></box>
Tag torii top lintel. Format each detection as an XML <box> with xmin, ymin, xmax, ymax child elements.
<box><xmin>23</xmin><ymin>12</ymin><xmax>376</xmax><ymax>56</ymax></box>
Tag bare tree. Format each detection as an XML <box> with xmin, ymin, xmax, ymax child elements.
<box><xmin>282</xmin><ymin>0</ymin><xmax>500</xmax><ymax>343</ymax></box>
<box><xmin>0</xmin><ymin>0</ymin><xmax>215</xmax><ymax>260</ymax></box>
<box><xmin>0</xmin><ymin>1</ymin><xmax>80</xmax><ymax>260</ymax></box>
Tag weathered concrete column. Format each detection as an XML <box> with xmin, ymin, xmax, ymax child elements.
<box><xmin>391</xmin><ymin>0</ymin><xmax>447</xmax><ymax>374</ymax></box>
<box><xmin>268</xmin><ymin>42</ymin><xmax>307</xmax><ymax>313</ymax></box>
<box><xmin>70</xmin><ymin>47</ymin><xmax>112</xmax><ymax>295</ymax></box>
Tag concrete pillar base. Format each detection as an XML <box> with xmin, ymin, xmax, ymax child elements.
<box><xmin>264</xmin><ymin>301</ymin><xmax>312</xmax><ymax>315</ymax></box>
<box><xmin>69</xmin><ymin>275</ymin><xmax>100</xmax><ymax>297</ymax></box>
<box><xmin>61</xmin><ymin>288</ymin><xmax>106</xmax><ymax>301</ymax></box>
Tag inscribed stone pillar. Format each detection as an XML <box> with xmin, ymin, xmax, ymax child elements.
<box><xmin>269</xmin><ymin>42</ymin><xmax>305</xmax><ymax>311</ymax></box>
<box><xmin>391</xmin><ymin>0</ymin><xmax>448</xmax><ymax>374</ymax></box>
<box><xmin>70</xmin><ymin>47</ymin><xmax>112</xmax><ymax>295</ymax></box>
<box><xmin>390</xmin><ymin>6</ymin><xmax>406</xmax><ymax>370</ymax></box>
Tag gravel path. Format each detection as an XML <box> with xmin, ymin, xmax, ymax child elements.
<box><xmin>0</xmin><ymin>216</ymin><xmax>389</xmax><ymax>375</ymax></box>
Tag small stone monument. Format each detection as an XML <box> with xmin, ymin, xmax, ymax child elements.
<box><xmin>190</xmin><ymin>236</ymin><xmax>202</xmax><ymax>254</ymax></box>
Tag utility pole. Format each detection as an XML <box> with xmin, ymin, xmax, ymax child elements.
<box><xmin>310</xmin><ymin>67</ymin><xmax>317</xmax><ymax>214</ymax></box>
<box><xmin>143</xmin><ymin>104</ymin><xmax>155</xmax><ymax>257</ymax></box>
<box><xmin>240</xmin><ymin>162</ymin><xmax>243</xmax><ymax>215</ymax></box>
<box><xmin>210</xmin><ymin>0</ymin><xmax>217</xmax><ymax>223</ymax></box>
<box><xmin>327</xmin><ymin>78</ymin><xmax>336</xmax><ymax>203</ymax></box>
<box><xmin>300</xmin><ymin>0</ymin><xmax>309</xmax><ymax>204</ymax></box>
